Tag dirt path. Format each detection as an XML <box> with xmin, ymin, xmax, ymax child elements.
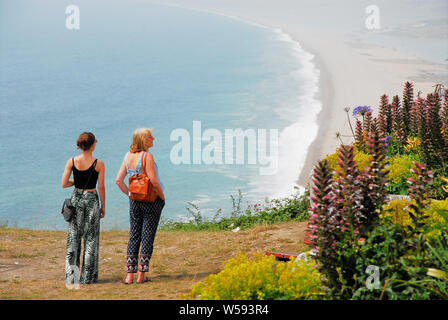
<box><xmin>0</xmin><ymin>221</ymin><xmax>308</xmax><ymax>299</ymax></box>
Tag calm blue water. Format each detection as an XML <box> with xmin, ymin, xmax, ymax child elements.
<box><xmin>0</xmin><ymin>0</ymin><xmax>318</xmax><ymax>230</ymax></box>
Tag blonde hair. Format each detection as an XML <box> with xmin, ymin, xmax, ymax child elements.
<box><xmin>130</xmin><ymin>128</ymin><xmax>152</xmax><ymax>153</ymax></box>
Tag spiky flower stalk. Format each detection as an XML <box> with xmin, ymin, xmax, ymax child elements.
<box><xmin>308</xmin><ymin>161</ymin><xmax>343</xmax><ymax>294</ymax></box>
<box><xmin>407</xmin><ymin>162</ymin><xmax>433</xmax><ymax>241</ymax></box>
<box><xmin>442</xmin><ymin>89</ymin><xmax>448</xmax><ymax>148</ymax></box>
<box><xmin>409</xmin><ymin>102</ymin><xmax>419</xmax><ymax>137</ymax></box>
<box><xmin>378</xmin><ymin>94</ymin><xmax>390</xmax><ymax>135</ymax></box>
<box><xmin>333</xmin><ymin>144</ymin><xmax>364</xmax><ymax>237</ymax></box>
<box><xmin>426</xmin><ymin>92</ymin><xmax>446</xmax><ymax>163</ymax></box>
<box><xmin>360</xmin><ymin>119</ymin><xmax>389</xmax><ymax>236</ymax></box>
<box><xmin>391</xmin><ymin>95</ymin><xmax>405</xmax><ymax>142</ymax></box>
<box><xmin>416</xmin><ymin>95</ymin><xmax>434</xmax><ymax>167</ymax></box>
<box><xmin>308</xmin><ymin>160</ymin><xmax>335</xmax><ymax>257</ymax></box>
<box><xmin>414</xmin><ymin>97</ymin><xmax>428</xmax><ymax>146</ymax></box>
<box><xmin>402</xmin><ymin>81</ymin><xmax>414</xmax><ymax>140</ymax></box>
<box><xmin>355</xmin><ymin>119</ymin><xmax>365</xmax><ymax>151</ymax></box>
<box><xmin>364</xmin><ymin>111</ymin><xmax>372</xmax><ymax>134</ymax></box>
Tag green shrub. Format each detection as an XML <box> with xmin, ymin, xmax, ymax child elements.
<box><xmin>160</xmin><ymin>188</ymin><xmax>310</xmax><ymax>231</ymax></box>
<box><xmin>386</xmin><ymin>154</ymin><xmax>415</xmax><ymax>194</ymax></box>
<box><xmin>321</xmin><ymin>147</ymin><xmax>372</xmax><ymax>179</ymax></box>
<box><xmin>312</xmin><ymin>84</ymin><xmax>448</xmax><ymax>299</ymax></box>
<box><xmin>423</xmin><ymin>229</ymin><xmax>448</xmax><ymax>299</ymax></box>
<box><xmin>430</xmin><ymin>170</ymin><xmax>448</xmax><ymax>200</ymax></box>
<box><xmin>350</xmin><ymin>221</ymin><xmax>420</xmax><ymax>300</ymax></box>
<box><xmin>184</xmin><ymin>252</ymin><xmax>324</xmax><ymax>300</ymax></box>
<box><xmin>385</xmin><ymin>134</ymin><xmax>405</xmax><ymax>157</ymax></box>
<box><xmin>351</xmin><ymin>203</ymin><xmax>448</xmax><ymax>300</ymax></box>
<box><xmin>382</xmin><ymin>198</ymin><xmax>447</xmax><ymax>239</ymax></box>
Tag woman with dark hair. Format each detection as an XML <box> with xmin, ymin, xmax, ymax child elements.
<box><xmin>115</xmin><ymin>128</ymin><xmax>165</xmax><ymax>284</ymax></box>
<box><xmin>61</xmin><ymin>132</ymin><xmax>106</xmax><ymax>284</ymax></box>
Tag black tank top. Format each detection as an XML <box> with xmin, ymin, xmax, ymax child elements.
<box><xmin>72</xmin><ymin>158</ymin><xmax>99</xmax><ymax>189</ymax></box>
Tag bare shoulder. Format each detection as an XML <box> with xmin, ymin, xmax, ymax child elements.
<box><xmin>96</xmin><ymin>159</ymin><xmax>105</xmax><ymax>171</ymax></box>
<box><xmin>66</xmin><ymin>157</ymin><xmax>73</xmax><ymax>168</ymax></box>
<box><xmin>146</xmin><ymin>152</ymin><xmax>154</xmax><ymax>161</ymax></box>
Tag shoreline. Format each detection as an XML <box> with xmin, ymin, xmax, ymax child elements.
<box><xmin>295</xmin><ymin>38</ymin><xmax>335</xmax><ymax>188</ymax></box>
<box><xmin>3</xmin><ymin>1</ymin><xmax>446</xmax><ymax>232</ymax></box>
<box><xmin>146</xmin><ymin>1</ymin><xmax>329</xmax><ymax>193</ymax></box>
<box><xmin>152</xmin><ymin>0</ymin><xmax>447</xmax><ymax>191</ymax></box>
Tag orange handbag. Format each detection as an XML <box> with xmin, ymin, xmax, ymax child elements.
<box><xmin>128</xmin><ymin>152</ymin><xmax>158</xmax><ymax>202</ymax></box>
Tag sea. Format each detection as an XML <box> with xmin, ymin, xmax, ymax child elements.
<box><xmin>0</xmin><ymin>0</ymin><xmax>321</xmax><ymax>230</ymax></box>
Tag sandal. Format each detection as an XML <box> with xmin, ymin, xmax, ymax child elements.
<box><xmin>137</xmin><ymin>276</ymin><xmax>151</xmax><ymax>284</ymax></box>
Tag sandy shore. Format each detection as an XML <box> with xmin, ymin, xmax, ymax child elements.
<box><xmin>152</xmin><ymin>0</ymin><xmax>447</xmax><ymax>188</ymax></box>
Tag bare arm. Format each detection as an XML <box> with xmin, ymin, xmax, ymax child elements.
<box><xmin>61</xmin><ymin>158</ymin><xmax>74</xmax><ymax>188</ymax></box>
<box><xmin>96</xmin><ymin>160</ymin><xmax>106</xmax><ymax>218</ymax></box>
<box><xmin>145</xmin><ymin>153</ymin><xmax>165</xmax><ymax>200</ymax></box>
<box><xmin>115</xmin><ymin>160</ymin><xmax>129</xmax><ymax>196</ymax></box>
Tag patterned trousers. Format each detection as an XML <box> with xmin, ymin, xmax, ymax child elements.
<box><xmin>126</xmin><ymin>196</ymin><xmax>165</xmax><ymax>273</ymax></box>
<box><xmin>65</xmin><ymin>189</ymin><xmax>100</xmax><ymax>284</ymax></box>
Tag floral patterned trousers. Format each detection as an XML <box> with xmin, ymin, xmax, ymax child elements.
<box><xmin>65</xmin><ymin>189</ymin><xmax>100</xmax><ymax>284</ymax></box>
<box><xmin>126</xmin><ymin>197</ymin><xmax>165</xmax><ymax>273</ymax></box>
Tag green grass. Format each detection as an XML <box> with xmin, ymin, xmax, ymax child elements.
<box><xmin>160</xmin><ymin>188</ymin><xmax>310</xmax><ymax>232</ymax></box>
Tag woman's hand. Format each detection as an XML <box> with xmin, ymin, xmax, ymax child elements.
<box><xmin>145</xmin><ymin>153</ymin><xmax>165</xmax><ymax>200</ymax></box>
<box><xmin>99</xmin><ymin>207</ymin><xmax>105</xmax><ymax>219</ymax></box>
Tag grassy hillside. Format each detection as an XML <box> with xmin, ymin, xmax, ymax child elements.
<box><xmin>0</xmin><ymin>221</ymin><xmax>308</xmax><ymax>299</ymax></box>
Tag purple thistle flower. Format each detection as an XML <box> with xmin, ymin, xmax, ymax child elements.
<box><xmin>353</xmin><ymin>105</ymin><xmax>373</xmax><ymax>117</ymax></box>
<box><xmin>385</xmin><ymin>135</ymin><xmax>390</xmax><ymax>146</ymax></box>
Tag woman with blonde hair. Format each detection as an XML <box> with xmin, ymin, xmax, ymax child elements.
<box><xmin>116</xmin><ymin>128</ymin><xmax>165</xmax><ymax>284</ymax></box>
<box><xmin>61</xmin><ymin>132</ymin><xmax>106</xmax><ymax>284</ymax></box>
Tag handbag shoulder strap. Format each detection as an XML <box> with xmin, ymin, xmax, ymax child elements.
<box><xmin>141</xmin><ymin>152</ymin><xmax>147</xmax><ymax>175</ymax></box>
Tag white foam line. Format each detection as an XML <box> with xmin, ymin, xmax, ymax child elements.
<box><xmin>148</xmin><ymin>1</ymin><xmax>322</xmax><ymax>199</ymax></box>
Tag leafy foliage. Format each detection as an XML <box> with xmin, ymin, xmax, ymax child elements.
<box><xmin>160</xmin><ymin>188</ymin><xmax>310</xmax><ymax>231</ymax></box>
<box><xmin>184</xmin><ymin>252</ymin><xmax>324</xmax><ymax>300</ymax></box>
<box><xmin>309</xmin><ymin>83</ymin><xmax>448</xmax><ymax>299</ymax></box>
<box><xmin>387</xmin><ymin>154</ymin><xmax>415</xmax><ymax>194</ymax></box>
<box><xmin>382</xmin><ymin>198</ymin><xmax>447</xmax><ymax>239</ymax></box>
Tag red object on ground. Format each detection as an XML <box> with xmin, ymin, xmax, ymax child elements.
<box><xmin>265</xmin><ymin>251</ymin><xmax>300</xmax><ymax>262</ymax></box>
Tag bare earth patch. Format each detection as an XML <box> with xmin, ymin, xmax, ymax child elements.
<box><xmin>0</xmin><ymin>221</ymin><xmax>308</xmax><ymax>299</ymax></box>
